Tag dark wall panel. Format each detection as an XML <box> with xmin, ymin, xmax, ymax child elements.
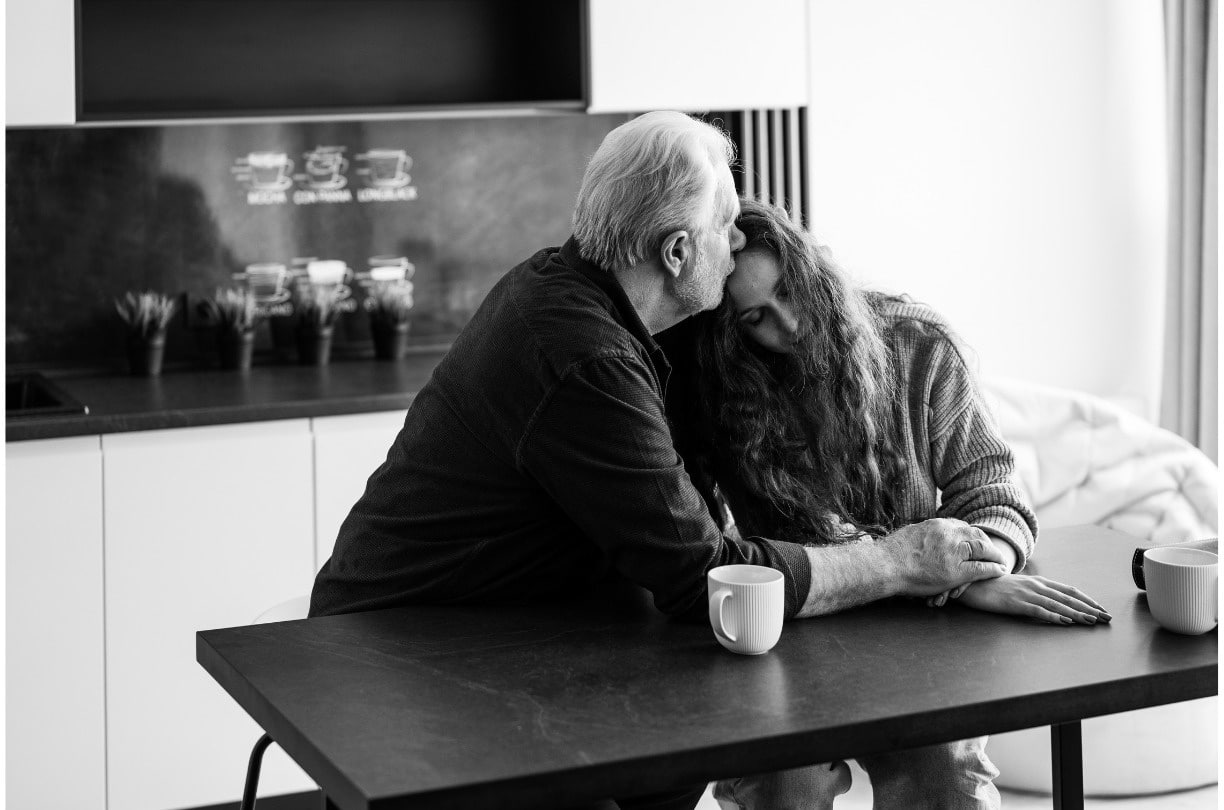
<box><xmin>5</xmin><ymin>113</ymin><xmax>628</xmax><ymax>368</ymax></box>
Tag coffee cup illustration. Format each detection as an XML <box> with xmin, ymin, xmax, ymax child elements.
<box><xmin>244</xmin><ymin>262</ymin><xmax>289</xmax><ymax>303</ymax></box>
<box><xmin>246</xmin><ymin>152</ymin><xmax>295</xmax><ymax>190</ymax></box>
<box><xmin>356</xmin><ymin>149</ymin><xmax>413</xmax><ymax>188</ymax></box>
<box><xmin>306</xmin><ymin>260</ymin><xmax>354</xmax><ymax>303</ymax></box>
<box><xmin>303</xmin><ymin>146</ymin><xmax>349</xmax><ymax>189</ymax></box>
<box><xmin>368</xmin><ymin>255</ymin><xmax>416</xmax><ymax>281</ymax></box>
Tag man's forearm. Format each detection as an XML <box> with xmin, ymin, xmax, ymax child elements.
<box><xmin>795</xmin><ymin>539</ymin><xmax>901</xmax><ymax>618</ymax></box>
<box><xmin>794</xmin><ymin>519</ymin><xmax>1011</xmax><ymax>617</ymax></box>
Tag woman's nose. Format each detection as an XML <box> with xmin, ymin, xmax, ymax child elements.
<box><xmin>778</xmin><ymin>307</ymin><xmax>800</xmax><ymax>337</ymax></box>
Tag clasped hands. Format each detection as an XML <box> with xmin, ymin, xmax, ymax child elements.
<box><xmin>888</xmin><ymin>518</ymin><xmax>1111</xmax><ymax>626</ymax></box>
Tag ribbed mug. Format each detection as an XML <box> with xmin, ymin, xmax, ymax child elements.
<box><xmin>1143</xmin><ymin>547</ymin><xmax>1218</xmax><ymax>635</ymax></box>
<box><xmin>707</xmin><ymin>564</ymin><xmax>784</xmax><ymax>655</ymax></box>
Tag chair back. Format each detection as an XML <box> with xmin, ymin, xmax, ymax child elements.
<box><xmin>252</xmin><ymin>595</ymin><xmax>311</xmax><ymax>624</ymax></box>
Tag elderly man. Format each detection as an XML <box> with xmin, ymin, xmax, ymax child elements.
<box><xmin>311</xmin><ymin>111</ymin><xmax>1008</xmax><ymax>810</ymax></box>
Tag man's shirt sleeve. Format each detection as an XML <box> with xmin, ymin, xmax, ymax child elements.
<box><xmin>517</xmin><ymin>353</ymin><xmax>811</xmax><ymax>618</ymax></box>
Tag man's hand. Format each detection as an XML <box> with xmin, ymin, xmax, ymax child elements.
<box><xmin>954</xmin><ymin>574</ymin><xmax>1112</xmax><ymax>625</ymax></box>
<box><xmin>928</xmin><ymin>535</ymin><xmax>1018</xmax><ymax>606</ymax></box>
<box><xmin>885</xmin><ymin>518</ymin><xmax>1008</xmax><ymax>598</ymax></box>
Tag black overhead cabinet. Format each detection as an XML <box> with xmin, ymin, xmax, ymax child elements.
<box><xmin>76</xmin><ymin>0</ymin><xmax>586</xmax><ymax>120</ymax></box>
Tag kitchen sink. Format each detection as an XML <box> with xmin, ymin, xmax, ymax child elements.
<box><xmin>6</xmin><ymin>373</ymin><xmax>89</xmax><ymax>418</ymax></box>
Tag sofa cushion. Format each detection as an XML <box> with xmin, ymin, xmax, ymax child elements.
<box><xmin>982</xmin><ymin>376</ymin><xmax>1217</xmax><ymax>544</ymax></box>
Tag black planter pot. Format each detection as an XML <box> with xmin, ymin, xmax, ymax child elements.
<box><xmin>296</xmin><ymin>325</ymin><xmax>334</xmax><ymax>366</ymax></box>
<box><xmin>126</xmin><ymin>331</ymin><xmax>166</xmax><ymax>377</ymax></box>
<box><xmin>370</xmin><ymin>321</ymin><xmax>410</xmax><ymax>361</ymax></box>
<box><xmin>269</xmin><ymin>313</ymin><xmax>296</xmax><ymax>360</ymax></box>
<box><xmin>218</xmin><ymin>329</ymin><xmax>256</xmax><ymax>371</ymax></box>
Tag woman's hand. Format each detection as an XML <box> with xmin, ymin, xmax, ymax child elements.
<box><xmin>941</xmin><ymin>574</ymin><xmax>1112</xmax><ymax>625</ymax></box>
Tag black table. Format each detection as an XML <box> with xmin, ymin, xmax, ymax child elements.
<box><xmin>197</xmin><ymin>526</ymin><xmax>1217</xmax><ymax>810</ymax></box>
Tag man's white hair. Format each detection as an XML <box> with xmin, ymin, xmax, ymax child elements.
<box><xmin>573</xmin><ymin>111</ymin><xmax>735</xmax><ymax>271</ymax></box>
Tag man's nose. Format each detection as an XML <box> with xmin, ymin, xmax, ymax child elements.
<box><xmin>729</xmin><ymin>224</ymin><xmax>747</xmax><ymax>253</ymax></box>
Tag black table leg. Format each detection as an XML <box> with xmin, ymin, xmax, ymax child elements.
<box><xmin>1050</xmin><ymin>721</ymin><xmax>1084</xmax><ymax>810</ymax></box>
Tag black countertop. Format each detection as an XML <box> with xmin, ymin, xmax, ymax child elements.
<box><xmin>5</xmin><ymin>352</ymin><xmax>447</xmax><ymax>442</ymax></box>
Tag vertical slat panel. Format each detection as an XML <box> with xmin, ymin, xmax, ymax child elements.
<box><xmin>787</xmin><ymin>108</ymin><xmax>804</xmax><ymax>226</ymax></box>
<box><xmin>754</xmin><ymin>109</ymin><xmax>770</xmax><ymax>202</ymax></box>
<box><xmin>771</xmin><ymin>108</ymin><xmax>786</xmax><ymax>209</ymax></box>
<box><xmin>740</xmin><ymin>109</ymin><xmax>756</xmax><ymax>199</ymax></box>
<box><xmin>798</xmin><ymin>106</ymin><xmax>810</xmax><ymax>228</ymax></box>
<box><xmin>724</xmin><ymin>106</ymin><xmax>809</xmax><ymax>223</ymax></box>
<box><xmin>718</xmin><ymin>110</ymin><xmax>745</xmax><ymax>197</ymax></box>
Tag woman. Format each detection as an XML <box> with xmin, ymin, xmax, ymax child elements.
<box><xmin>678</xmin><ymin>199</ymin><xmax>1110</xmax><ymax>810</ymax></box>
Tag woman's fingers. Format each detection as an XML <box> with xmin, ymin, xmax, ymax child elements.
<box><xmin>1032</xmin><ymin>580</ymin><xmax>1111</xmax><ymax>621</ymax></box>
<box><xmin>1035</xmin><ymin>577</ymin><xmax>1111</xmax><ymax>619</ymax></box>
<box><xmin>1021</xmin><ymin>601</ymin><xmax>1077</xmax><ymax>625</ymax></box>
<box><xmin>1029</xmin><ymin>593</ymin><xmax>1098</xmax><ymax>625</ymax></box>
<box><xmin>926</xmin><ymin>590</ymin><xmax>951</xmax><ymax>607</ymax></box>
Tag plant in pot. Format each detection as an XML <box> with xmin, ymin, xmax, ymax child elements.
<box><xmin>294</xmin><ymin>286</ymin><xmax>341</xmax><ymax>366</ymax></box>
<box><xmin>115</xmin><ymin>291</ymin><xmax>177</xmax><ymax>376</ymax></box>
<box><xmin>366</xmin><ymin>284</ymin><xmax>414</xmax><ymax>361</ymax></box>
<box><xmin>198</xmin><ymin>288</ymin><xmax>258</xmax><ymax>371</ymax></box>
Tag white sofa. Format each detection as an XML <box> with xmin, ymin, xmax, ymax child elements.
<box><xmin>981</xmin><ymin>377</ymin><xmax>1219</xmax><ymax>796</ymax></box>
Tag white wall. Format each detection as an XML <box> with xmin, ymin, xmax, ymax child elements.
<box><xmin>807</xmin><ymin>0</ymin><xmax>1166</xmax><ymax>419</ymax></box>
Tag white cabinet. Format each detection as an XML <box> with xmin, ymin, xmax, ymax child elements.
<box><xmin>7</xmin><ymin>0</ymin><xmax>809</xmax><ymax>128</ymax></box>
<box><xmin>5</xmin><ymin>436</ymin><xmax>106</xmax><ymax>810</ymax></box>
<box><xmin>5</xmin><ymin>411</ymin><xmax>408</xmax><ymax>810</ymax></box>
<box><xmin>5</xmin><ymin>0</ymin><xmax>76</xmax><ymax>126</ymax></box>
<box><xmin>102</xmin><ymin>421</ymin><xmax>318</xmax><ymax>810</ymax></box>
<box><xmin>312</xmin><ymin>411</ymin><xmax>406</xmax><ymax>568</ymax></box>
<box><xmin>586</xmin><ymin>0</ymin><xmax>809</xmax><ymax>113</ymax></box>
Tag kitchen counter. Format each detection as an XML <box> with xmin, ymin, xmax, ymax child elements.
<box><xmin>5</xmin><ymin>352</ymin><xmax>447</xmax><ymax>442</ymax></box>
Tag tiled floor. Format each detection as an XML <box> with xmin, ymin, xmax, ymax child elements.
<box><xmin>694</xmin><ymin>761</ymin><xmax>1219</xmax><ymax>809</ymax></box>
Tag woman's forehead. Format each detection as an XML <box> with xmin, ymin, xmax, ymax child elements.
<box><xmin>729</xmin><ymin>248</ymin><xmax>783</xmax><ymax>298</ymax></box>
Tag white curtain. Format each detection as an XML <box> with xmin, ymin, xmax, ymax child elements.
<box><xmin>1161</xmin><ymin>0</ymin><xmax>1218</xmax><ymax>462</ymax></box>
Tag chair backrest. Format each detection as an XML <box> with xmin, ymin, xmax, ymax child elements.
<box><xmin>982</xmin><ymin>375</ymin><xmax>1219</xmax><ymax>544</ymax></box>
<box><xmin>252</xmin><ymin>595</ymin><xmax>311</xmax><ymax>624</ymax></box>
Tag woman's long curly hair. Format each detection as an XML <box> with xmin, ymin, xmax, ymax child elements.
<box><xmin>694</xmin><ymin>198</ymin><xmax>907</xmax><ymax>544</ymax></box>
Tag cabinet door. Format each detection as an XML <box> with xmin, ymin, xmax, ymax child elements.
<box><xmin>6</xmin><ymin>0</ymin><xmax>76</xmax><ymax>126</ymax></box>
<box><xmin>6</xmin><ymin>436</ymin><xmax>106</xmax><ymax>810</ymax></box>
<box><xmin>586</xmin><ymin>0</ymin><xmax>809</xmax><ymax>113</ymax></box>
<box><xmin>103</xmin><ymin>421</ymin><xmax>317</xmax><ymax>810</ymax></box>
<box><xmin>312</xmin><ymin>411</ymin><xmax>406</xmax><ymax>568</ymax></box>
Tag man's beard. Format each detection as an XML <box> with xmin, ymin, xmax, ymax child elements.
<box><xmin>670</xmin><ymin>239</ymin><xmax>726</xmax><ymax>317</ymax></box>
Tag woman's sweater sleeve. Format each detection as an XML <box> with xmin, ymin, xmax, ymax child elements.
<box><xmin>925</xmin><ymin>335</ymin><xmax>1038</xmax><ymax>570</ymax></box>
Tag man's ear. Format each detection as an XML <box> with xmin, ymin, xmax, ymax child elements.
<box><xmin>659</xmin><ymin>230</ymin><xmax>691</xmax><ymax>279</ymax></box>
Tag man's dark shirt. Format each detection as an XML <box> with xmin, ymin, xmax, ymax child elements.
<box><xmin>309</xmin><ymin>238</ymin><xmax>811</xmax><ymax>619</ymax></box>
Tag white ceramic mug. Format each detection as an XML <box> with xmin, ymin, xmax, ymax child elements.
<box><xmin>707</xmin><ymin>565</ymin><xmax>784</xmax><ymax>655</ymax></box>
<box><xmin>1143</xmin><ymin>547</ymin><xmax>1218</xmax><ymax>635</ymax></box>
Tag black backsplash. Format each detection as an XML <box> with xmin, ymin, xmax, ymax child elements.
<box><xmin>5</xmin><ymin>113</ymin><xmax>628</xmax><ymax>370</ymax></box>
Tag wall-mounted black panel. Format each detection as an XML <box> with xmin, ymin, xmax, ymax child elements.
<box><xmin>78</xmin><ymin>0</ymin><xmax>584</xmax><ymax>120</ymax></box>
<box><xmin>6</xmin><ymin>113</ymin><xmax>627</xmax><ymax>369</ymax></box>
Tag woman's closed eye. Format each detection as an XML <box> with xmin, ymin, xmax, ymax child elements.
<box><xmin>740</xmin><ymin>309</ymin><xmax>765</xmax><ymax>327</ymax></box>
